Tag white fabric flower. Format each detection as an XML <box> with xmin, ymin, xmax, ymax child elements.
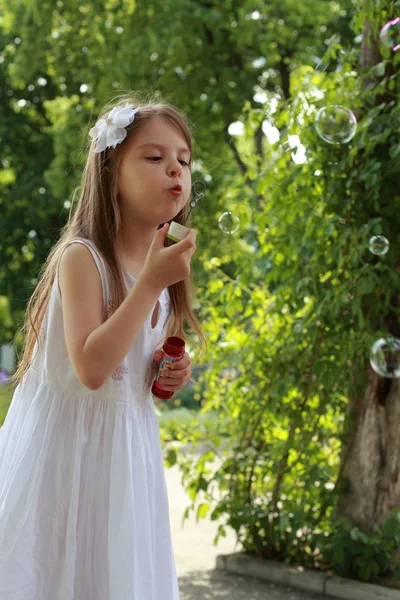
<box><xmin>89</xmin><ymin>103</ymin><xmax>140</xmax><ymax>153</ymax></box>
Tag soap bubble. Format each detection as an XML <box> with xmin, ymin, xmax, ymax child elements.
<box><xmin>218</xmin><ymin>212</ymin><xmax>240</xmax><ymax>234</ymax></box>
<box><xmin>315</xmin><ymin>58</ymin><xmax>331</xmax><ymax>73</ymax></box>
<box><xmin>192</xmin><ymin>180</ymin><xmax>206</xmax><ymax>200</ymax></box>
<box><xmin>315</xmin><ymin>105</ymin><xmax>357</xmax><ymax>144</ymax></box>
<box><xmin>370</xmin><ymin>337</ymin><xmax>400</xmax><ymax>378</ymax></box>
<box><xmin>380</xmin><ymin>18</ymin><xmax>400</xmax><ymax>52</ymax></box>
<box><xmin>369</xmin><ymin>235</ymin><xmax>389</xmax><ymax>256</ymax></box>
<box><xmin>187</xmin><ymin>180</ymin><xmax>207</xmax><ymax>216</ymax></box>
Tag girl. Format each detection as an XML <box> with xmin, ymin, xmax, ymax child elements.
<box><xmin>0</xmin><ymin>93</ymin><xmax>206</xmax><ymax>599</ymax></box>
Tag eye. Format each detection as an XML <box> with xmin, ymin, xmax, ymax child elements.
<box><xmin>146</xmin><ymin>156</ymin><xmax>189</xmax><ymax>166</ymax></box>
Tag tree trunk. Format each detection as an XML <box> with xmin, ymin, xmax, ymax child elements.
<box><xmin>337</xmin><ymin>369</ymin><xmax>400</xmax><ymax>528</ymax></box>
<box><xmin>336</xmin><ymin>1</ymin><xmax>400</xmax><ymax>530</ymax></box>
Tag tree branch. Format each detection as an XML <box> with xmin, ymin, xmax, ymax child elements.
<box><xmin>224</xmin><ymin>130</ymin><xmax>248</xmax><ymax>176</ymax></box>
<box><xmin>277</xmin><ymin>54</ymin><xmax>292</xmax><ymax>101</ymax></box>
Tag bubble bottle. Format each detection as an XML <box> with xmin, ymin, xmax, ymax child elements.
<box><xmin>151</xmin><ymin>336</ymin><xmax>186</xmax><ymax>400</ymax></box>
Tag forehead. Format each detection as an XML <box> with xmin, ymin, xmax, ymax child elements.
<box><xmin>131</xmin><ymin>116</ymin><xmax>190</xmax><ymax>153</ymax></box>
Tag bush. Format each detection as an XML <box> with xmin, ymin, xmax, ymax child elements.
<box><xmin>158</xmin><ymin>406</ymin><xmax>222</xmax><ymax>443</ymax></box>
<box><xmin>320</xmin><ymin>513</ymin><xmax>400</xmax><ymax>582</ymax></box>
<box><xmin>163</xmin><ymin>384</ymin><xmax>204</xmax><ymax>411</ymax></box>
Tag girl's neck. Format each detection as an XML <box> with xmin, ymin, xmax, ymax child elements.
<box><xmin>115</xmin><ymin>229</ymin><xmax>156</xmax><ymax>279</ymax></box>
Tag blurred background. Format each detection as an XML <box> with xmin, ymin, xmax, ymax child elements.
<box><xmin>1</xmin><ymin>0</ymin><xmax>400</xmax><ymax>589</ymax></box>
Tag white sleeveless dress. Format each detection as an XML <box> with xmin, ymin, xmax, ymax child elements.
<box><xmin>0</xmin><ymin>238</ymin><xmax>180</xmax><ymax>600</ymax></box>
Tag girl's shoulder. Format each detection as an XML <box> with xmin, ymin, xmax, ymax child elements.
<box><xmin>57</xmin><ymin>237</ymin><xmax>111</xmax><ymax>309</ymax></box>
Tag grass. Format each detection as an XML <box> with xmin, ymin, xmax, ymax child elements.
<box><xmin>157</xmin><ymin>404</ymin><xmax>228</xmax><ymax>445</ymax></box>
<box><xmin>0</xmin><ymin>382</ymin><xmax>14</xmax><ymax>426</ymax></box>
<box><xmin>157</xmin><ymin>406</ymin><xmax>218</xmax><ymax>425</ymax></box>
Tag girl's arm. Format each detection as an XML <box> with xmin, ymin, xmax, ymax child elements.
<box><xmin>59</xmin><ymin>243</ymin><xmax>163</xmax><ymax>390</ymax></box>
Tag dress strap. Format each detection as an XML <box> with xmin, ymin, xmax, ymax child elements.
<box><xmin>58</xmin><ymin>238</ymin><xmax>111</xmax><ymax>318</ymax></box>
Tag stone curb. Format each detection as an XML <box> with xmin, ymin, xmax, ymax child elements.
<box><xmin>216</xmin><ymin>553</ymin><xmax>400</xmax><ymax>600</ymax></box>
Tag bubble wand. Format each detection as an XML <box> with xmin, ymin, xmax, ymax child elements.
<box><xmin>166</xmin><ymin>180</ymin><xmax>206</xmax><ymax>243</ymax></box>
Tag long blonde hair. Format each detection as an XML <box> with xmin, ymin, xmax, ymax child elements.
<box><xmin>10</xmin><ymin>92</ymin><xmax>207</xmax><ymax>386</ymax></box>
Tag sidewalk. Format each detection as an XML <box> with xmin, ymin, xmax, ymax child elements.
<box><xmin>165</xmin><ymin>461</ymin><xmax>325</xmax><ymax>600</ymax></box>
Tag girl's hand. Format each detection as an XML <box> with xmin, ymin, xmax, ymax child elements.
<box><xmin>141</xmin><ymin>224</ymin><xmax>197</xmax><ymax>292</ymax></box>
<box><xmin>153</xmin><ymin>349</ymin><xmax>192</xmax><ymax>392</ymax></box>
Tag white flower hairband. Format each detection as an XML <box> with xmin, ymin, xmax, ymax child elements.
<box><xmin>89</xmin><ymin>103</ymin><xmax>139</xmax><ymax>153</ymax></box>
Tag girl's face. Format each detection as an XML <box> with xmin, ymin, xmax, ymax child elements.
<box><xmin>117</xmin><ymin>116</ymin><xmax>192</xmax><ymax>227</ymax></box>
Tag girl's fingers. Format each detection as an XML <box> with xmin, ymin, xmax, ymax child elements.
<box><xmin>160</xmin><ymin>377</ymin><xmax>188</xmax><ymax>391</ymax></box>
<box><xmin>161</xmin><ymin>382</ymin><xmax>179</xmax><ymax>391</ymax></box>
<box><xmin>173</xmin><ymin>230</ymin><xmax>196</xmax><ymax>254</ymax></box>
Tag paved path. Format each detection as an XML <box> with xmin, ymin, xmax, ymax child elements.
<box><xmin>165</xmin><ymin>460</ymin><xmax>326</xmax><ymax>600</ymax></box>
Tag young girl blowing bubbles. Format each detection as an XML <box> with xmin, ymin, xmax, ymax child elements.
<box><xmin>0</xmin><ymin>93</ymin><xmax>206</xmax><ymax>600</ymax></box>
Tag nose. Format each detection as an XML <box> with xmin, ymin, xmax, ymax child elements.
<box><xmin>167</xmin><ymin>159</ymin><xmax>182</xmax><ymax>178</ymax></box>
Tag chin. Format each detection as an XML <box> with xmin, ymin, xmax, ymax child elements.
<box><xmin>175</xmin><ymin>200</ymin><xmax>187</xmax><ymax>217</ymax></box>
<box><xmin>164</xmin><ymin>205</ymin><xmax>183</xmax><ymax>222</ymax></box>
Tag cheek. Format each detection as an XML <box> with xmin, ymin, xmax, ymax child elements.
<box><xmin>139</xmin><ymin>162</ymin><xmax>163</xmax><ymax>186</ymax></box>
<box><xmin>118</xmin><ymin>162</ymin><xmax>143</xmax><ymax>195</ymax></box>
<box><xmin>185</xmin><ymin>172</ymin><xmax>192</xmax><ymax>193</ymax></box>
<box><xmin>118</xmin><ymin>162</ymin><xmax>133</xmax><ymax>192</ymax></box>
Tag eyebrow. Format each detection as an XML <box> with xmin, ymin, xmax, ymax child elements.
<box><xmin>137</xmin><ymin>142</ymin><xmax>191</xmax><ymax>154</ymax></box>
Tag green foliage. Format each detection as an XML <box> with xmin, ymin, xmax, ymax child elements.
<box><xmin>158</xmin><ymin>407</ymin><xmax>199</xmax><ymax>442</ymax></box>
<box><xmin>162</xmin><ymin>382</ymin><xmax>204</xmax><ymax>411</ymax></box>
<box><xmin>0</xmin><ymin>296</ymin><xmax>13</xmax><ymax>346</ymax></box>
<box><xmin>0</xmin><ymin>0</ymin><xmax>353</xmax><ymax>339</ymax></box>
<box><xmin>173</xmin><ymin>399</ymin><xmax>342</xmax><ymax>556</ymax></box>
<box><xmin>0</xmin><ymin>383</ymin><xmax>14</xmax><ymax>426</ymax></box>
<box><xmin>320</xmin><ymin>512</ymin><xmax>400</xmax><ymax>581</ymax></box>
<box><xmin>171</xmin><ymin>2</ymin><xmax>400</xmax><ymax>585</ymax></box>
<box><xmin>157</xmin><ymin>406</ymin><xmax>223</xmax><ymax>445</ymax></box>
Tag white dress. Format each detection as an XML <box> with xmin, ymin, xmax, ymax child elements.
<box><xmin>0</xmin><ymin>238</ymin><xmax>180</xmax><ymax>600</ymax></box>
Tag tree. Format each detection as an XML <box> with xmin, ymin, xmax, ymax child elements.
<box><xmin>335</xmin><ymin>0</ymin><xmax>400</xmax><ymax>530</ymax></box>
<box><xmin>0</xmin><ymin>0</ymin><xmax>353</xmax><ymax>343</ymax></box>
<box><xmin>163</xmin><ymin>0</ymin><xmax>400</xmax><ymax>583</ymax></box>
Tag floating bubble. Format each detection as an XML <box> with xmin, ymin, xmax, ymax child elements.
<box><xmin>184</xmin><ymin>180</ymin><xmax>207</xmax><ymax>224</ymax></box>
<box><xmin>314</xmin><ymin>49</ymin><xmax>346</xmax><ymax>73</ymax></box>
<box><xmin>315</xmin><ymin>105</ymin><xmax>357</xmax><ymax>144</ymax></box>
<box><xmin>369</xmin><ymin>235</ymin><xmax>389</xmax><ymax>256</ymax></box>
<box><xmin>380</xmin><ymin>18</ymin><xmax>400</xmax><ymax>52</ymax></box>
<box><xmin>315</xmin><ymin>58</ymin><xmax>331</xmax><ymax>73</ymax></box>
<box><xmin>370</xmin><ymin>337</ymin><xmax>400</xmax><ymax>378</ymax></box>
<box><xmin>192</xmin><ymin>180</ymin><xmax>206</xmax><ymax>200</ymax></box>
<box><xmin>218</xmin><ymin>212</ymin><xmax>240</xmax><ymax>234</ymax></box>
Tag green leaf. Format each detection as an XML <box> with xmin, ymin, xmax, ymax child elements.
<box><xmin>358</xmin><ymin>563</ymin><xmax>371</xmax><ymax>582</ymax></box>
<box><xmin>165</xmin><ymin>448</ymin><xmax>177</xmax><ymax>467</ymax></box>
<box><xmin>197</xmin><ymin>503</ymin><xmax>211</xmax><ymax>521</ymax></box>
